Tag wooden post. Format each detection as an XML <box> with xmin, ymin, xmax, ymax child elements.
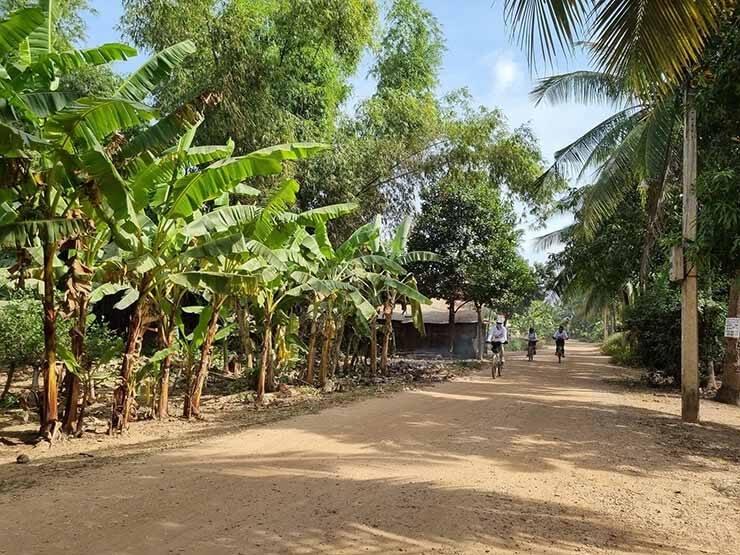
<box><xmin>681</xmin><ymin>83</ymin><xmax>699</xmax><ymax>423</ymax></box>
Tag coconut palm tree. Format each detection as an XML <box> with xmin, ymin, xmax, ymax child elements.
<box><xmin>505</xmin><ymin>0</ymin><xmax>736</xmax><ymax>422</ymax></box>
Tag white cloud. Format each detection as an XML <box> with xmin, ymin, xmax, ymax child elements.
<box><xmin>493</xmin><ymin>57</ymin><xmax>519</xmax><ymax>89</ymax></box>
<box><xmin>482</xmin><ymin>51</ymin><xmax>522</xmax><ymax>93</ymax></box>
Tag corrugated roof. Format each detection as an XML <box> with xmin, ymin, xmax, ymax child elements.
<box><xmin>390</xmin><ymin>299</ymin><xmax>500</xmax><ymax>325</ymax></box>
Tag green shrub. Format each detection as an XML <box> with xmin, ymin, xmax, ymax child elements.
<box><xmin>601</xmin><ymin>332</ymin><xmax>635</xmax><ymax>366</ymax></box>
<box><xmin>622</xmin><ymin>280</ymin><xmax>726</xmax><ymax>384</ymax></box>
<box><xmin>0</xmin><ymin>299</ymin><xmax>45</xmax><ymax>370</ymax></box>
<box><xmin>84</xmin><ymin>320</ymin><xmax>124</xmax><ymax>367</ymax></box>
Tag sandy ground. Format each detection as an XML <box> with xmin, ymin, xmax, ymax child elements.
<box><xmin>1</xmin><ymin>343</ymin><xmax>740</xmax><ymax>555</ymax></box>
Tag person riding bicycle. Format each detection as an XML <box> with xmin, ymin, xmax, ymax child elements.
<box><xmin>528</xmin><ymin>327</ymin><xmax>538</xmax><ymax>355</ymax></box>
<box><xmin>552</xmin><ymin>325</ymin><xmax>569</xmax><ymax>357</ymax></box>
<box><xmin>486</xmin><ymin>317</ymin><xmax>508</xmax><ymax>362</ymax></box>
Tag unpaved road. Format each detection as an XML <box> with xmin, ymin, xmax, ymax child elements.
<box><xmin>2</xmin><ymin>343</ymin><xmax>740</xmax><ymax>554</ymax></box>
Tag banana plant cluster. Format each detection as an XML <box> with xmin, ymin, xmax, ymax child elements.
<box><xmin>0</xmin><ymin>3</ymin><xmax>435</xmax><ymax>438</ymax></box>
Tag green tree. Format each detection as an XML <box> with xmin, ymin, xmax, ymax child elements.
<box><xmin>696</xmin><ymin>12</ymin><xmax>740</xmax><ymax>404</ymax></box>
<box><xmin>409</xmin><ymin>174</ymin><xmax>531</xmax><ymax>353</ymax></box>
<box><xmin>121</xmin><ymin>0</ymin><xmax>377</xmax><ymax>152</ymax></box>
<box><xmin>0</xmin><ymin>2</ymin><xmax>152</xmax><ymax>437</ymax></box>
<box><xmin>296</xmin><ymin>0</ymin><xmax>446</xmax><ymax>233</ymax></box>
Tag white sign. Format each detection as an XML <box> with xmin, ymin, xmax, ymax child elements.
<box><xmin>726</xmin><ymin>318</ymin><xmax>740</xmax><ymax>339</ymax></box>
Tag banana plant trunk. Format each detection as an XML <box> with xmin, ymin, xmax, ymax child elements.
<box><xmin>369</xmin><ymin>315</ymin><xmax>378</xmax><ymax>375</ymax></box>
<box><xmin>331</xmin><ymin>315</ymin><xmax>345</xmax><ymax>377</ymax></box>
<box><xmin>184</xmin><ymin>299</ymin><xmax>223</xmax><ymax>418</ymax></box>
<box><xmin>343</xmin><ymin>335</ymin><xmax>355</xmax><ymax>374</ymax></box>
<box><xmin>157</xmin><ymin>324</ymin><xmax>175</xmax><ymax>419</ymax></box>
<box><xmin>40</xmin><ymin>239</ymin><xmax>59</xmax><ymax>438</ymax></box>
<box><xmin>265</xmin><ymin>325</ymin><xmax>277</xmax><ymax>394</ymax></box>
<box><xmin>717</xmin><ymin>270</ymin><xmax>740</xmax><ymax>405</ymax></box>
<box><xmin>256</xmin><ymin>313</ymin><xmax>273</xmax><ymax>403</ymax></box>
<box><xmin>62</xmin><ymin>295</ymin><xmax>89</xmax><ymax>434</ymax></box>
<box><xmin>305</xmin><ymin>302</ymin><xmax>319</xmax><ymax>384</ymax></box>
<box><xmin>380</xmin><ymin>295</ymin><xmax>395</xmax><ymax>375</ymax></box>
<box><xmin>319</xmin><ymin>315</ymin><xmax>336</xmax><ymax>388</ymax></box>
<box><xmin>111</xmin><ymin>288</ymin><xmax>147</xmax><ymax>433</ymax></box>
<box><xmin>236</xmin><ymin>299</ymin><xmax>252</xmax><ymax>373</ymax></box>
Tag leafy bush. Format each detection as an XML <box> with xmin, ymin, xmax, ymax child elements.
<box><xmin>622</xmin><ymin>281</ymin><xmax>726</xmax><ymax>384</ymax></box>
<box><xmin>601</xmin><ymin>332</ymin><xmax>636</xmax><ymax>366</ymax></box>
<box><xmin>0</xmin><ymin>299</ymin><xmax>45</xmax><ymax>370</ymax></box>
<box><xmin>511</xmin><ymin>300</ymin><xmax>563</xmax><ymax>339</ymax></box>
<box><xmin>569</xmin><ymin>316</ymin><xmax>604</xmax><ymax>342</ymax></box>
<box><xmin>85</xmin><ymin>321</ymin><xmax>124</xmax><ymax>368</ymax></box>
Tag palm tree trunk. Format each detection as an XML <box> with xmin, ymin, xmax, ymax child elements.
<box><xmin>40</xmin><ymin>239</ymin><xmax>59</xmax><ymax>438</ymax></box>
<box><xmin>111</xmin><ymin>292</ymin><xmax>147</xmax><ymax>432</ymax></box>
<box><xmin>717</xmin><ymin>270</ymin><xmax>740</xmax><ymax>405</ymax></box>
<box><xmin>380</xmin><ymin>296</ymin><xmax>395</xmax><ymax>374</ymax></box>
<box><xmin>184</xmin><ymin>300</ymin><xmax>223</xmax><ymax>418</ymax></box>
<box><xmin>256</xmin><ymin>313</ymin><xmax>272</xmax><ymax>404</ymax></box>
<box><xmin>343</xmin><ymin>334</ymin><xmax>355</xmax><ymax>374</ymax></box>
<box><xmin>602</xmin><ymin>305</ymin><xmax>609</xmax><ymax>342</ymax></box>
<box><xmin>351</xmin><ymin>340</ymin><xmax>360</xmax><ymax>372</ymax></box>
<box><xmin>75</xmin><ymin>376</ymin><xmax>90</xmax><ymax>437</ymax></box>
<box><xmin>62</xmin><ymin>295</ymin><xmax>89</xmax><ymax>434</ymax></box>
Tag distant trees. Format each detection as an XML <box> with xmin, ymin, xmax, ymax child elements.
<box><xmin>407</xmin><ymin>103</ymin><xmax>544</xmax><ymax>354</ymax></box>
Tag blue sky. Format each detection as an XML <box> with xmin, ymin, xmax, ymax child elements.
<box><xmin>80</xmin><ymin>0</ymin><xmax>613</xmax><ymax>263</ymax></box>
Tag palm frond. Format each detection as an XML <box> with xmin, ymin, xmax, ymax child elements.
<box><xmin>580</xmin><ymin>119</ymin><xmax>648</xmax><ymax>236</ymax></box>
<box><xmin>533</xmin><ymin>105</ymin><xmax>644</xmax><ymax>193</ymax></box>
<box><xmin>531</xmin><ymin>70</ymin><xmax>629</xmax><ymax>106</ymax></box>
<box><xmin>504</xmin><ymin>0</ymin><xmax>587</xmax><ymax>69</ymax></box>
<box><xmin>534</xmin><ymin>222</ymin><xmax>577</xmax><ymax>251</ymax></box>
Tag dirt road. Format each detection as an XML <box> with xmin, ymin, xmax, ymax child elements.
<box><xmin>2</xmin><ymin>343</ymin><xmax>740</xmax><ymax>554</ymax></box>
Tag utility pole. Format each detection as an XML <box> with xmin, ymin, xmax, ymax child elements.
<box><xmin>681</xmin><ymin>83</ymin><xmax>699</xmax><ymax>423</ymax></box>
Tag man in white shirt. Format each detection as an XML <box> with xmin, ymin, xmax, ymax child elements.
<box><xmin>486</xmin><ymin>317</ymin><xmax>508</xmax><ymax>362</ymax></box>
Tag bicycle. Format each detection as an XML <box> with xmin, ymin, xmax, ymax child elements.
<box><xmin>490</xmin><ymin>341</ymin><xmax>504</xmax><ymax>378</ymax></box>
<box><xmin>527</xmin><ymin>340</ymin><xmax>537</xmax><ymax>361</ymax></box>
<box><xmin>555</xmin><ymin>339</ymin><xmax>565</xmax><ymax>364</ymax></box>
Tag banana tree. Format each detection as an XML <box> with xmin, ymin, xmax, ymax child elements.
<box><xmin>367</xmin><ymin>217</ymin><xmax>437</xmax><ymax>373</ymax></box>
<box><xmin>172</xmin><ymin>169</ymin><xmax>337</xmax><ymax>411</ymax></box>
<box><xmin>97</xmin><ymin>130</ymin><xmax>326</xmax><ymax>427</ymax></box>
<box><xmin>0</xmin><ymin>2</ymin><xmax>161</xmax><ymax>437</ymax></box>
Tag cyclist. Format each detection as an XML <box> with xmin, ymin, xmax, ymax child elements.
<box><xmin>552</xmin><ymin>325</ymin><xmax>569</xmax><ymax>358</ymax></box>
<box><xmin>486</xmin><ymin>317</ymin><xmax>508</xmax><ymax>363</ymax></box>
<box><xmin>528</xmin><ymin>327</ymin><xmax>538</xmax><ymax>356</ymax></box>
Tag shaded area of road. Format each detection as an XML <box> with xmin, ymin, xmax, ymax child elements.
<box><xmin>1</xmin><ymin>343</ymin><xmax>740</xmax><ymax>554</ymax></box>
